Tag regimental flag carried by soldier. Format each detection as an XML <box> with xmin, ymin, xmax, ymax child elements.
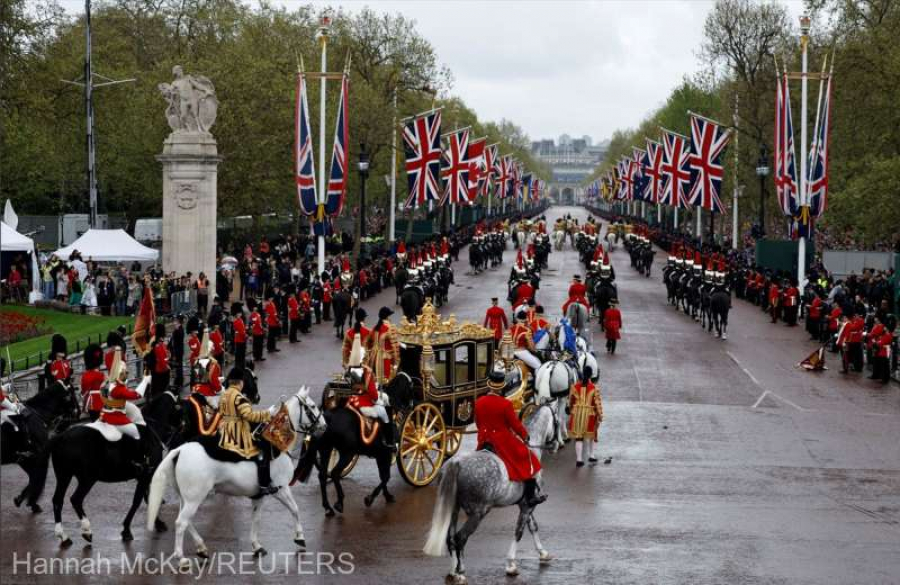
<box><xmin>132</xmin><ymin>283</ymin><xmax>156</xmax><ymax>356</ymax></box>
<box><xmin>686</xmin><ymin>113</ymin><xmax>731</xmax><ymax>214</ymax></box>
<box><xmin>295</xmin><ymin>71</ymin><xmax>318</xmax><ymax>218</ymax></box>
<box><xmin>403</xmin><ymin>109</ymin><xmax>443</xmax><ymax>209</ymax></box>
<box><xmin>798</xmin><ymin>345</ymin><xmax>827</xmax><ymax>371</ymax></box>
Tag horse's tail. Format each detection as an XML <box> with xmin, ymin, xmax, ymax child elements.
<box><xmin>28</xmin><ymin>426</ymin><xmax>61</xmax><ymax>505</ymax></box>
<box><xmin>423</xmin><ymin>458</ymin><xmax>460</xmax><ymax>557</ymax></box>
<box><xmin>146</xmin><ymin>445</ymin><xmax>181</xmax><ymax>531</ymax></box>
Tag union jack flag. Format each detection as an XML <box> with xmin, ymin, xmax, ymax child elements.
<box><xmin>295</xmin><ymin>72</ymin><xmax>318</xmax><ymax>217</ymax></box>
<box><xmin>617</xmin><ymin>157</ymin><xmax>633</xmax><ymax>200</ymax></box>
<box><xmin>496</xmin><ymin>155</ymin><xmax>512</xmax><ymax>199</ymax></box>
<box><xmin>512</xmin><ymin>161</ymin><xmax>523</xmax><ymax>199</ymax></box>
<box><xmin>441</xmin><ymin>129</ymin><xmax>470</xmax><ymax>206</ymax></box>
<box><xmin>466</xmin><ymin>137</ymin><xmax>486</xmax><ymax>204</ymax></box>
<box><xmin>631</xmin><ymin>147</ymin><xmax>647</xmax><ymax>201</ymax></box>
<box><xmin>807</xmin><ymin>72</ymin><xmax>832</xmax><ymax>220</ymax></box>
<box><xmin>775</xmin><ymin>74</ymin><xmax>799</xmax><ymax>217</ymax></box>
<box><xmin>403</xmin><ymin>110</ymin><xmax>443</xmax><ymax>209</ymax></box>
<box><xmin>481</xmin><ymin>143</ymin><xmax>498</xmax><ymax>198</ymax></box>
<box><xmin>643</xmin><ymin>139</ymin><xmax>664</xmax><ymax>204</ymax></box>
<box><xmin>324</xmin><ymin>74</ymin><xmax>349</xmax><ymax>218</ymax></box>
<box><xmin>686</xmin><ymin>113</ymin><xmax>731</xmax><ymax>213</ymax></box>
<box><xmin>659</xmin><ymin>130</ymin><xmax>691</xmax><ymax>208</ymax></box>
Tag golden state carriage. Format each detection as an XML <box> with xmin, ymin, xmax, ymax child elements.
<box><xmin>321</xmin><ymin>301</ymin><xmax>532</xmax><ymax>486</ymax></box>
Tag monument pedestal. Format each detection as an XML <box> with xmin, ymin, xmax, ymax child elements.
<box><xmin>158</xmin><ymin>132</ymin><xmax>220</xmax><ymax>284</ymax></box>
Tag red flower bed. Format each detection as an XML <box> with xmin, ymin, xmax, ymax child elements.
<box><xmin>0</xmin><ymin>311</ymin><xmax>51</xmax><ymax>345</ymax></box>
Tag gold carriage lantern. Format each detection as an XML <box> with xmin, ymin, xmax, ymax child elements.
<box><xmin>420</xmin><ymin>342</ymin><xmax>436</xmax><ymax>394</ymax></box>
<box><xmin>497</xmin><ymin>331</ymin><xmax>515</xmax><ymax>370</ymax></box>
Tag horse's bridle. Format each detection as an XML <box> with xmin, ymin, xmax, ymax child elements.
<box><xmin>285</xmin><ymin>394</ymin><xmax>325</xmax><ymax>435</ymax></box>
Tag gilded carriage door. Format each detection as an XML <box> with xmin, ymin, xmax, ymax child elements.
<box><xmin>451</xmin><ymin>342</ymin><xmax>476</xmax><ymax>426</ymax></box>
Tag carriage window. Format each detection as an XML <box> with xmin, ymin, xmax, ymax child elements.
<box><xmin>454</xmin><ymin>344</ymin><xmax>472</xmax><ymax>384</ymax></box>
<box><xmin>432</xmin><ymin>349</ymin><xmax>450</xmax><ymax>387</ymax></box>
<box><xmin>476</xmin><ymin>343</ymin><xmax>490</xmax><ymax>379</ymax></box>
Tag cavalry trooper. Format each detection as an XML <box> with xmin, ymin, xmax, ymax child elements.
<box><xmin>365</xmin><ymin>306</ymin><xmax>400</xmax><ymax>385</ymax></box>
<box><xmin>568</xmin><ymin>365</ymin><xmax>604</xmax><ymax>467</ymax></box>
<box><xmin>562</xmin><ymin>274</ymin><xmax>590</xmax><ymax>316</ymax></box>
<box><xmin>346</xmin><ymin>334</ymin><xmax>395</xmax><ymax>449</ymax></box>
<box><xmin>510</xmin><ymin>310</ymin><xmax>541</xmax><ymax>372</ymax></box>
<box><xmin>192</xmin><ymin>331</ymin><xmax>223</xmax><ymax>406</ymax></box>
<box><xmin>475</xmin><ymin>370</ymin><xmax>546</xmax><ymax>507</ymax></box>
<box><xmin>80</xmin><ymin>344</ymin><xmax>106</xmax><ymax>421</ymax></box>
<box><xmin>98</xmin><ymin>349</ymin><xmax>151</xmax><ymax>471</ymax></box>
<box><xmin>218</xmin><ymin>367</ymin><xmax>278</xmax><ymax>496</ymax></box>
<box><xmin>483</xmin><ymin>297</ymin><xmax>508</xmax><ymax>351</ymax></box>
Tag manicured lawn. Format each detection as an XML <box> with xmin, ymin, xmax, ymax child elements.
<box><xmin>0</xmin><ymin>305</ymin><xmax>130</xmax><ymax>372</ymax></box>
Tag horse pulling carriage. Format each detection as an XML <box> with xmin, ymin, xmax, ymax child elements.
<box><xmin>319</xmin><ymin>301</ymin><xmax>531</xmax><ymax>487</ymax></box>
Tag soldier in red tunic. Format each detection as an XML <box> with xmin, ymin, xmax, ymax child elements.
<box><xmin>511</xmin><ymin>278</ymin><xmax>535</xmax><ymax>312</ymax></box>
<box><xmin>231</xmin><ymin>302</ymin><xmax>247</xmax><ymax>370</ymax></box>
<box><xmin>46</xmin><ymin>334</ymin><xmax>72</xmax><ymax>385</ymax></box>
<box><xmin>104</xmin><ymin>329</ymin><xmax>126</xmax><ymax>372</ymax></box>
<box><xmin>298</xmin><ymin>287</ymin><xmax>312</xmax><ymax>334</ymax></box>
<box><xmin>768</xmin><ymin>280</ymin><xmax>782</xmax><ymax>323</ymax></box>
<box><xmin>80</xmin><ymin>344</ymin><xmax>106</xmax><ymax>421</ymax></box>
<box><xmin>475</xmin><ymin>371</ymin><xmax>546</xmax><ymax>507</ymax></box>
<box><xmin>98</xmin><ymin>349</ymin><xmax>149</xmax><ymax>440</ymax></box>
<box><xmin>561</xmin><ymin>274</ymin><xmax>589</xmax><ymax>315</ymax></box>
<box><xmin>192</xmin><ymin>331</ymin><xmax>223</xmax><ymax>404</ymax></box>
<box><xmin>483</xmin><ymin>297</ymin><xmax>509</xmax><ymax>349</ymax></box>
<box><xmin>510</xmin><ymin>311</ymin><xmax>540</xmax><ymax>371</ymax></box>
<box><xmin>870</xmin><ymin>324</ymin><xmax>894</xmax><ymax>383</ymax></box>
<box><xmin>209</xmin><ymin>322</ymin><xmax>226</xmax><ymax>366</ymax></box>
<box><xmin>287</xmin><ymin>289</ymin><xmax>301</xmax><ymax>343</ymax></box>
<box><xmin>147</xmin><ymin>323</ymin><xmax>171</xmax><ymax>398</ymax></box>
<box><xmin>603</xmin><ymin>299</ymin><xmax>622</xmax><ymax>354</ymax></box>
<box><xmin>346</xmin><ymin>334</ymin><xmax>394</xmax><ymax>448</ymax></box>
<box><xmin>322</xmin><ymin>272</ymin><xmax>333</xmax><ymax>322</ymax></box>
<box><xmin>250</xmin><ymin>303</ymin><xmax>266</xmax><ymax>361</ymax></box>
<box><xmin>264</xmin><ymin>294</ymin><xmax>281</xmax><ymax>354</ymax></box>
<box><xmin>342</xmin><ymin>308</ymin><xmax>371</xmax><ymax>369</ymax></box>
<box><xmin>781</xmin><ymin>279</ymin><xmax>800</xmax><ymax>326</ymax></box>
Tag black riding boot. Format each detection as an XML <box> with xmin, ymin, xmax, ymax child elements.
<box><xmin>381</xmin><ymin>420</ymin><xmax>397</xmax><ymax>452</ymax></box>
<box><xmin>523</xmin><ymin>478</ymin><xmax>547</xmax><ymax>507</ymax></box>
<box><xmin>255</xmin><ymin>449</ymin><xmax>278</xmax><ymax>497</ymax></box>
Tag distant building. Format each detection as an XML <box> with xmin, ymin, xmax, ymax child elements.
<box><xmin>530</xmin><ymin>135</ymin><xmax>607</xmax><ymax>185</ymax></box>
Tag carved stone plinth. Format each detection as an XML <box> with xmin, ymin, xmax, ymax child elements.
<box><xmin>157</xmin><ymin>132</ymin><xmax>220</xmax><ymax>284</ymax></box>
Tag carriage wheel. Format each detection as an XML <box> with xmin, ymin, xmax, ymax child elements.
<box><xmin>327</xmin><ymin>451</ymin><xmax>359</xmax><ymax>478</ymax></box>
<box><xmin>397</xmin><ymin>403</ymin><xmax>446</xmax><ymax>487</ymax></box>
<box><xmin>444</xmin><ymin>430</ymin><xmax>462</xmax><ymax>459</ymax></box>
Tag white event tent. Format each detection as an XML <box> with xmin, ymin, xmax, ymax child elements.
<box><xmin>1</xmin><ymin>220</ymin><xmax>41</xmax><ymax>293</ymax></box>
<box><xmin>54</xmin><ymin>229</ymin><xmax>159</xmax><ymax>263</ymax></box>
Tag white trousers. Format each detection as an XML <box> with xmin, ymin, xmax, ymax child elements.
<box><xmin>360</xmin><ymin>405</ymin><xmax>389</xmax><ymax>423</ymax></box>
<box><xmin>515</xmin><ymin>349</ymin><xmax>542</xmax><ymax>370</ymax></box>
<box><xmin>574</xmin><ymin>440</ymin><xmax>595</xmax><ymax>463</ymax></box>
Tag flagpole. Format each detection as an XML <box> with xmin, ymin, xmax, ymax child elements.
<box><xmin>797</xmin><ymin>15</ymin><xmax>810</xmax><ymax>289</ymax></box>
<box><xmin>389</xmin><ymin>88</ymin><xmax>397</xmax><ymax>242</ymax></box>
<box><xmin>696</xmin><ymin>208</ymin><xmax>702</xmax><ymax>242</ymax></box>
<box><xmin>674</xmin><ymin>206</ymin><xmax>679</xmax><ymax>230</ymax></box>
<box><xmin>316</xmin><ymin>16</ymin><xmax>330</xmax><ymax>277</ymax></box>
<box><xmin>732</xmin><ymin>91</ymin><xmax>739</xmax><ymax>250</ymax></box>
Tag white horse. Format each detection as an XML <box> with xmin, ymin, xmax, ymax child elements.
<box><xmin>552</xmin><ymin>229</ymin><xmax>565</xmax><ymax>251</ymax></box>
<box><xmin>575</xmin><ymin>336</ymin><xmax>599</xmax><ymax>385</ymax></box>
<box><xmin>604</xmin><ymin>230</ymin><xmax>617</xmax><ymax>251</ymax></box>
<box><xmin>146</xmin><ymin>386</ymin><xmax>325</xmax><ymax>568</ymax></box>
<box><xmin>423</xmin><ymin>404</ymin><xmax>560</xmax><ymax>583</ymax></box>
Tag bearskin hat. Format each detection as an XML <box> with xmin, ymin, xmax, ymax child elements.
<box><xmin>106</xmin><ymin>330</ymin><xmax>125</xmax><ymax>350</ymax></box>
<box><xmin>154</xmin><ymin>323</ymin><xmax>167</xmax><ymax>341</ymax></box>
<box><xmin>51</xmin><ymin>333</ymin><xmax>68</xmax><ymax>358</ymax></box>
<box><xmin>83</xmin><ymin>343</ymin><xmax>104</xmax><ymax>370</ymax></box>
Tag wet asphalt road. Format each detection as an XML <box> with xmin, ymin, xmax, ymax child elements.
<box><xmin>2</xmin><ymin>205</ymin><xmax>899</xmax><ymax>585</ymax></box>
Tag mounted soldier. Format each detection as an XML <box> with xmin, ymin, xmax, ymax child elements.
<box><xmin>346</xmin><ymin>334</ymin><xmax>395</xmax><ymax>449</ymax></box>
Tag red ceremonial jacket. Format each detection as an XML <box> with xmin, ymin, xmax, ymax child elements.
<box><xmin>233</xmin><ymin>317</ymin><xmax>247</xmax><ymax>344</ymax></box>
<box><xmin>209</xmin><ymin>329</ymin><xmax>224</xmax><ymax>356</ymax></box>
<box><xmin>80</xmin><ymin>369</ymin><xmax>106</xmax><ymax>413</ymax></box>
<box><xmin>513</xmin><ymin>282</ymin><xmax>535</xmax><ymax>307</ymax></box>
<box><xmin>99</xmin><ymin>382</ymin><xmax>141</xmax><ymax>425</ymax></box>
<box><xmin>288</xmin><ymin>296</ymin><xmax>300</xmax><ymax>321</ymax></box>
<box><xmin>847</xmin><ymin>316</ymin><xmax>865</xmax><ymax>344</ymax></box>
<box><xmin>828</xmin><ymin>307</ymin><xmax>842</xmax><ymax>332</ymax></box>
<box><xmin>347</xmin><ymin>366</ymin><xmax>378</xmax><ymax>409</ymax></box>
<box><xmin>809</xmin><ymin>297</ymin><xmax>822</xmax><ymax>320</ymax></box>
<box><xmin>104</xmin><ymin>349</ymin><xmax>117</xmax><ymax>372</ymax></box>
<box><xmin>867</xmin><ymin>324</ymin><xmax>885</xmax><ymax>350</ymax></box>
<box><xmin>323</xmin><ymin>282</ymin><xmax>332</xmax><ymax>303</ymax></box>
<box><xmin>265</xmin><ymin>300</ymin><xmax>280</xmax><ymax>327</ymax></box>
<box><xmin>475</xmin><ymin>393</ymin><xmax>540</xmax><ymax>482</ymax></box>
<box><xmin>875</xmin><ymin>331</ymin><xmax>893</xmax><ymax>358</ymax></box>
<box><xmin>152</xmin><ymin>343</ymin><xmax>170</xmax><ymax>374</ymax></box>
<box><xmin>509</xmin><ymin>323</ymin><xmax>533</xmax><ymax>350</ymax></box>
<box><xmin>250</xmin><ymin>311</ymin><xmax>265</xmax><ymax>336</ymax></box>
<box><xmin>483</xmin><ymin>306</ymin><xmax>508</xmax><ymax>341</ymax></box>
<box><xmin>50</xmin><ymin>358</ymin><xmax>73</xmax><ymax>382</ymax></box>
<box><xmin>194</xmin><ymin>361</ymin><xmax>222</xmax><ymax>397</ymax></box>
<box><xmin>187</xmin><ymin>334</ymin><xmax>201</xmax><ymax>365</ymax></box>
<box><xmin>603</xmin><ymin>307</ymin><xmax>622</xmax><ymax>340</ymax></box>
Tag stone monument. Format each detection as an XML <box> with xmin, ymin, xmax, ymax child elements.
<box><xmin>157</xmin><ymin>65</ymin><xmax>220</xmax><ymax>286</ymax></box>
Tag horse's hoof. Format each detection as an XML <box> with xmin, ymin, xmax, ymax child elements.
<box><xmin>121</xmin><ymin>529</ymin><xmax>133</xmax><ymax>542</ymax></box>
<box><xmin>539</xmin><ymin>550</ymin><xmax>553</xmax><ymax>563</ymax></box>
<box><xmin>13</xmin><ymin>494</ymin><xmax>24</xmax><ymax>508</ymax></box>
<box><xmin>505</xmin><ymin>563</ymin><xmax>519</xmax><ymax>576</ymax></box>
<box><xmin>384</xmin><ymin>493</ymin><xmax>396</xmax><ymax>504</ymax></box>
<box><xmin>179</xmin><ymin>558</ymin><xmax>192</xmax><ymax>571</ymax></box>
<box><xmin>155</xmin><ymin>519</ymin><xmax>168</xmax><ymax>532</ymax></box>
<box><xmin>82</xmin><ymin>532</ymin><xmax>93</xmax><ymax>543</ymax></box>
<box><xmin>253</xmin><ymin>547</ymin><xmax>268</xmax><ymax>558</ymax></box>
<box><xmin>334</xmin><ymin>501</ymin><xmax>343</xmax><ymax>514</ymax></box>
<box><xmin>294</xmin><ymin>538</ymin><xmax>306</xmax><ymax>549</ymax></box>
<box><xmin>30</xmin><ymin>504</ymin><xmax>42</xmax><ymax>514</ymax></box>
<box><xmin>363</xmin><ymin>495</ymin><xmax>373</xmax><ymax>507</ymax></box>
<box><xmin>325</xmin><ymin>509</ymin><xmax>335</xmax><ymax>518</ymax></box>
<box><xmin>60</xmin><ymin>537</ymin><xmax>73</xmax><ymax>549</ymax></box>
<box><xmin>197</xmin><ymin>546</ymin><xmax>209</xmax><ymax>559</ymax></box>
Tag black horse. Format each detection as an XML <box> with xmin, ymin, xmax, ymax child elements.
<box><xmin>710</xmin><ymin>289</ymin><xmax>732</xmax><ymax>339</ymax></box>
<box><xmin>332</xmin><ymin>288</ymin><xmax>355</xmax><ymax>339</ymax></box>
<box><xmin>393</xmin><ymin>266</ymin><xmax>409</xmax><ymax>305</ymax></box>
<box><xmin>301</xmin><ymin>372</ymin><xmax>415</xmax><ymax>516</ymax></box>
<box><xmin>400</xmin><ymin>285</ymin><xmax>425</xmax><ymax>323</ymax></box>
<box><xmin>1</xmin><ymin>380</ymin><xmax>80</xmax><ymax>513</ymax></box>
<box><xmin>591</xmin><ymin>280</ymin><xmax>617</xmax><ymax>324</ymax></box>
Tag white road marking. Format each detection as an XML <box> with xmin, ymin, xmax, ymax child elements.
<box><xmin>751</xmin><ymin>390</ymin><xmax>770</xmax><ymax>408</ymax></box>
<box><xmin>632</xmin><ymin>365</ymin><xmax>644</xmax><ymax>402</ymax></box>
<box><xmin>725</xmin><ymin>350</ymin><xmax>762</xmax><ymax>387</ymax></box>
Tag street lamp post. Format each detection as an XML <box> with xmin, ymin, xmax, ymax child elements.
<box><xmin>756</xmin><ymin>144</ymin><xmax>769</xmax><ymax>238</ymax></box>
<box><xmin>357</xmin><ymin>143</ymin><xmax>370</xmax><ymax>267</ymax></box>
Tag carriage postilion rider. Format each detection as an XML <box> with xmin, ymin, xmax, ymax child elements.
<box><xmin>346</xmin><ymin>334</ymin><xmax>396</xmax><ymax>450</ymax></box>
<box><xmin>510</xmin><ymin>311</ymin><xmax>541</xmax><ymax>372</ymax></box>
<box><xmin>475</xmin><ymin>370</ymin><xmax>546</xmax><ymax>507</ymax></box>
<box><xmin>217</xmin><ymin>367</ymin><xmax>279</xmax><ymax>496</ymax></box>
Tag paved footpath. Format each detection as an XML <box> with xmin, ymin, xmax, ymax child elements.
<box><xmin>2</xmin><ymin>205</ymin><xmax>899</xmax><ymax>584</ymax></box>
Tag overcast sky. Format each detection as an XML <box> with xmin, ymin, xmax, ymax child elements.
<box><xmin>62</xmin><ymin>0</ymin><xmax>805</xmax><ymax>144</ymax></box>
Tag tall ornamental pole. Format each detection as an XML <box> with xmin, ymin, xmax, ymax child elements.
<box><xmin>696</xmin><ymin>209</ymin><xmax>702</xmax><ymax>242</ymax></box>
<box><xmin>797</xmin><ymin>15</ymin><xmax>810</xmax><ymax>288</ymax></box>
<box><xmin>389</xmin><ymin>89</ymin><xmax>397</xmax><ymax>242</ymax></box>
<box><xmin>731</xmin><ymin>91</ymin><xmax>739</xmax><ymax>249</ymax></box>
<box><xmin>316</xmin><ymin>16</ymin><xmax>330</xmax><ymax>276</ymax></box>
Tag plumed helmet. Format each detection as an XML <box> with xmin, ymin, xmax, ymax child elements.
<box><xmin>83</xmin><ymin>343</ymin><xmax>104</xmax><ymax>370</ymax></box>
